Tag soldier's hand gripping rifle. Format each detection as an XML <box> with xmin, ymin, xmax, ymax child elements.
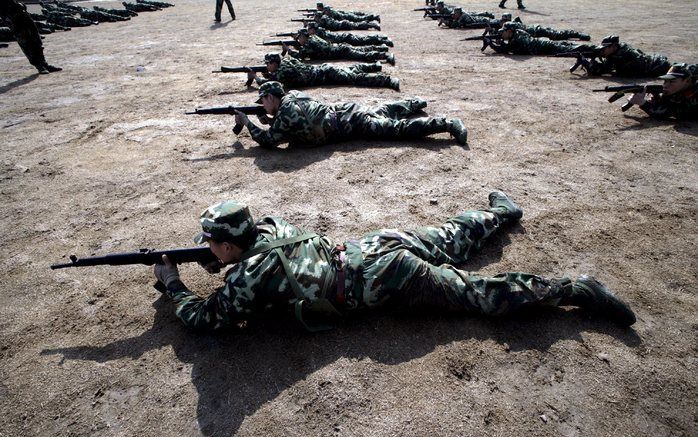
<box><xmin>186</xmin><ymin>105</ymin><xmax>267</xmax><ymax>134</ymax></box>
<box><xmin>464</xmin><ymin>29</ymin><xmax>504</xmax><ymax>52</ymax></box>
<box><xmin>593</xmin><ymin>84</ymin><xmax>663</xmax><ymax>112</ymax></box>
<box><xmin>50</xmin><ymin>247</ymin><xmax>218</xmax><ymax>293</ymax></box>
<box><xmin>551</xmin><ymin>49</ymin><xmax>600</xmax><ymax>73</ymax></box>
<box><xmin>213</xmin><ymin>65</ymin><xmax>268</xmax><ymax>86</ymax></box>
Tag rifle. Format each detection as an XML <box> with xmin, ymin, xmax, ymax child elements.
<box><xmin>297</xmin><ymin>8</ymin><xmax>316</xmax><ymax>12</ymax></box>
<box><xmin>551</xmin><ymin>50</ymin><xmax>600</xmax><ymax>73</ymax></box>
<box><xmin>291</xmin><ymin>18</ymin><xmax>313</xmax><ymax>23</ymax></box>
<box><xmin>426</xmin><ymin>13</ymin><xmax>451</xmax><ymax>20</ymax></box>
<box><xmin>50</xmin><ymin>247</ymin><xmax>218</xmax><ymax>293</ymax></box>
<box><xmin>462</xmin><ymin>31</ymin><xmax>503</xmax><ymax>51</ymax></box>
<box><xmin>257</xmin><ymin>40</ymin><xmax>300</xmax><ymax>47</ymax></box>
<box><xmin>593</xmin><ymin>84</ymin><xmax>663</xmax><ymax>112</ymax></box>
<box><xmin>274</xmin><ymin>32</ymin><xmax>297</xmax><ymax>37</ymax></box>
<box><xmin>213</xmin><ymin>65</ymin><xmax>268</xmax><ymax>86</ymax></box>
<box><xmin>186</xmin><ymin>105</ymin><xmax>267</xmax><ymax>134</ymax></box>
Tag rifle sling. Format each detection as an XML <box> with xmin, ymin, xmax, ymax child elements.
<box><xmin>240</xmin><ymin>233</ymin><xmax>340</xmax><ymax>332</ymax></box>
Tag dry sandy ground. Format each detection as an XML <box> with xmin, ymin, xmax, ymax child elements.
<box><xmin>1</xmin><ymin>0</ymin><xmax>696</xmax><ymax>436</ymax></box>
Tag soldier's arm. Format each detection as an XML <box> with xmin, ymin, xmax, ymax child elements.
<box><xmin>638</xmin><ymin>97</ymin><xmax>672</xmax><ymax>120</ymax></box>
<box><xmin>245</xmin><ymin>110</ymin><xmax>290</xmax><ymax>148</ymax></box>
<box><xmin>166</xmin><ymin>279</ymin><xmax>241</xmax><ymax>331</ymax></box>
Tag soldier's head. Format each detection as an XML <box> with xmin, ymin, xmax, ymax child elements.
<box><xmin>500</xmin><ymin>13</ymin><xmax>512</xmax><ymax>23</ymax></box>
<box><xmin>263</xmin><ymin>53</ymin><xmax>281</xmax><ymax>73</ymax></box>
<box><xmin>306</xmin><ymin>21</ymin><xmax>319</xmax><ymax>35</ymax></box>
<box><xmin>452</xmin><ymin>7</ymin><xmax>462</xmax><ymax>18</ymax></box>
<box><xmin>194</xmin><ymin>200</ymin><xmax>258</xmax><ymax>263</ymax></box>
<box><xmin>435</xmin><ymin>1</ymin><xmax>445</xmax><ymax>11</ymax></box>
<box><xmin>314</xmin><ymin>11</ymin><xmax>323</xmax><ymax>21</ymax></box>
<box><xmin>599</xmin><ymin>35</ymin><xmax>620</xmax><ymax>57</ymax></box>
<box><xmin>659</xmin><ymin>63</ymin><xmax>694</xmax><ymax>95</ymax></box>
<box><xmin>255</xmin><ymin>81</ymin><xmax>285</xmax><ymax>114</ymax></box>
<box><xmin>316</xmin><ymin>2</ymin><xmax>323</xmax><ymax>10</ymax></box>
<box><xmin>295</xmin><ymin>28</ymin><xmax>310</xmax><ymax>44</ymax></box>
<box><xmin>501</xmin><ymin>22</ymin><xmax>516</xmax><ymax>39</ymax></box>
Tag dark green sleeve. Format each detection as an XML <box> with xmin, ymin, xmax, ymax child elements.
<box><xmin>166</xmin><ymin>279</ymin><xmax>240</xmax><ymax>331</ymax></box>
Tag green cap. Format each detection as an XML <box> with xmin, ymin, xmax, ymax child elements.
<box><xmin>600</xmin><ymin>35</ymin><xmax>620</xmax><ymax>46</ymax></box>
<box><xmin>453</xmin><ymin>7</ymin><xmax>462</xmax><ymax>13</ymax></box>
<box><xmin>501</xmin><ymin>13</ymin><xmax>512</xmax><ymax>21</ymax></box>
<box><xmin>502</xmin><ymin>22</ymin><xmax>517</xmax><ymax>31</ymax></box>
<box><xmin>297</xmin><ymin>27</ymin><xmax>309</xmax><ymax>37</ymax></box>
<box><xmin>264</xmin><ymin>53</ymin><xmax>281</xmax><ymax>64</ymax></box>
<box><xmin>658</xmin><ymin>63</ymin><xmax>692</xmax><ymax>80</ymax></box>
<box><xmin>306</xmin><ymin>21</ymin><xmax>318</xmax><ymax>30</ymax></box>
<box><xmin>255</xmin><ymin>80</ymin><xmax>285</xmax><ymax>103</ymax></box>
<box><xmin>194</xmin><ymin>200</ymin><xmax>256</xmax><ymax>244</ymax></box>
<box><xmin>316</xmin><ymin>2</ymin><xmax>323</xmax><ymax>8</ymax></box>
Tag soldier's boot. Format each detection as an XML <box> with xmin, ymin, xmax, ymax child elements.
<box><xmin>448</xmin><ymin>118</ymin><xmax>468</xmax><ymax>146</ymax></box>
<box><xmin>384</xmin><ymin>40</ymin><xmax>394</xmax><ymax>47</ymax></box>
<box><xmin>389</xmin><ymin>77</ymin><xmax>400</xmax><ymax>91</ymax></box>
<box><xmin>371</xmin><ymin>24</ymin><xmax>381</xmax><ymax>31</ymax></box>
<box><xmin>386</xmin><ymin>53</ymin><xmax>396</xmax><ymax>66</ymax></box>
<box><xmin>488</xmin><ymin>190</ymin><xmax>522</xmax><ymax>221</ymax></box>
<box><xmin>559</xmin><ymin>276</ymin><xmax>636</xmax><ymax>327</ymax></box>
<box><xmin>499</xmin><ymin>1</ymin><xmax>506</xmax><ymax>9</ymax></box>
<box><xmin>408</xmin><ymin>97</ymin><xmax>427</xmax><ymax>112</ymax></box>
<box><xmin>517</xmin><ymin>0</ymin><xmax>525</xmax><ymax>9</ymax></box>
<box><xmin>45</xmin><ymin>64</ymin><xmax>62</xmax><ymax>73</ymax></box>
<box><xmin>577</xmin><ymin>33</ymin><xmax>591</xmax><ymax>41</ymax></box>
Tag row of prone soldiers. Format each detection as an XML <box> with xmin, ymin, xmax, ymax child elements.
<box><xmin>1</xmin><ymin>0</ymin><xmax>173</xmax><ymax>74</ymax></box>
<box><xmin>192</xmin><ymin>2</ymin><xmax>469</xmax><ymax>149</ymax></box>
<box><xmin>420</xmin><ymin>1</ymin><xmax>698</xmax><ymax>121</ymax></box>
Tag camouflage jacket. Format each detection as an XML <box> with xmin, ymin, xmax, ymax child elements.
<box><xmin>323</xmin><ymin>7</ymin><xmax>374</xmax><ymax>21</ymax></box>
<box><xmin>640</xmin><ymin>83</ymin><xmax>698</xmax><ymax>120</ymax></box>
<box><xmin>588</xmin><ymin>43</ymin><xmax>671</xmax><ymax>77</ymax></box>
<box><xmin>446</xmin><ymin>13</ymin><xmax>490</xmax><ymax>28</ymax></box>
<box><xmin>502</xmin><ymin>30</ymin><xmax>588</xmax><ymax>55</ymax></box>
<box><xmin>255</xmin><ymin>58</ymin><xmax>316</xmax><ymax>87</ymax></box>
<box><xmin>244</xmin><ymin>90</ymin><xmax>340</xmax><ymax>147</ymax></box>
<box><xmin>315</xmin><ymin>27</ymin><xmax>386</xmax><ymax>44</ymax></box>
<box><xmin>167</xmin><ymin>217</ymin><xmax>339</xmax><ymax>331</ymax></box>
<box><xmin>289</xmin><ymin>35</ymin><xmax>334</xmax><ymax>60</ymax></box>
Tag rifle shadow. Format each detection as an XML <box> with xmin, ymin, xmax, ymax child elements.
<box><xmin>40</xmin><ymin>279</ymin><xmax>641</xmax><ymax>436</ymax></box>
<box><xmin>0</xmin><ymin>73</ymin><xmax>39</xmax><ymax>95</ymax></box>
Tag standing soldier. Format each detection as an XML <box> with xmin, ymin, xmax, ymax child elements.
<box><xmin>249</xmin><ymin>53</ymin><xmax>400</xmax><ymax>91</ymax></box>
<box><xmin>1</xmin><ymin>0</ymin><xmax>61</xmax><ymax>74</ymax></box>
<box><xmin>232</xmin><ymin>81</ymin><xmax>468</xmax><ymax>148</ymax></box>
<box><xmin>152</xmin><ymin>193</ymin><xmax>636</xmax><ymax>333</ymax></box>
<box><xmin>214</xmin><ymin>0</ymin><xmax>235</xmax><ymax>22</ymax></box>
<box><xmin>499</xmin><ymin>0</ymin><xmax>525</xmax><ymax>10</ymax></box>
<box><xmin>285</xmin><ymin>28</ymin><xmax>395</xmax><ymax>65</ymax></box>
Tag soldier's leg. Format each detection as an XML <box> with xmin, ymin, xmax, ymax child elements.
<box><xmin>214</xmin><ymin>0</ymin><xmax>223</xmax><ymax>21</ymax></box>
<box><xmin>10</xmin><ymin>14</ymin><xmax>49</xmax><ymax>72</ymax></box>
<box><xmin>344</xmin><ymin>47</ymin><xmax>386</xmax><ymax>62</ymax></box>
<box><xmin>372</xmin><ymin>98</ymin><xmax>428</xmax><ymax>119</ymax></box>
<box><xmin>350</xmin><ymin>62</ymin><xmax>382</xmax><ymax>74</ymax></box>
<box><xmin>354</xmin><ymin>73</ymin><xmax>397</xmax><ymax>90</ymax></box>
<box><xmin>353</xmin><ymin>113</ymin><xmax>451</xmax><ymax>141</ymax></box>
<box><xmin>316</xmin><ymin>64</ymin><xmax>356</xmax><ymax>85</ymax></box>
<box><xmin>224</xmin><ymin>0</ymin><xmax>235</xmax><ymax>19</ymax></box>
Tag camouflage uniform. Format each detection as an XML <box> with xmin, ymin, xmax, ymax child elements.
<box><xmin>495</xmin><ymin>29</ymin><xmax>595</xmax><ymax>55</ymax></box>
<box><xmin>505</xmin><ymin>21</ymin><xmax>589</xmax><ymax>41</ymax></box>
<box><xmin>444</xmin><ymin>12</ymin><xmax>491</xmax><ymax>28</ymax></box>
<box><xmin>257</xmin><ymin>57</ymin><xmax>396</xmax><ymax>90</ymax></box>
<box><xmin>587</xmin><ymin>43</ymin><xmax>672</xmax><ymax>78</ymax></box>
<box><xmin>243</xmin><ymin>89</ymin><xmax>458</xmax><ymax>148</ymax></box>
<box><xmin>42</xmin><ymin>10</ymin><xmax>96</xmax><ymax>27</ymax></box>
<box><xmin>290</xmin><ymin>35</ymin><xmax>391</xmax><ymax>63</ymax></box>
<box><xmin>314</xmin><ymin>26</ymin><xmax>393</xmax><ymax>47</ymax></box>
<box><xmin>162</xmin><ymin>196</ymin><xmax>635</xmax><ymax>332</ymax></box>
<box><xmin>316</xmin><ymin>15</ymin><xmax>380</xmax><ymax>31</ymax></box>
<box><xmin>323</xmin><ymin>6</ymin><xmax>379</xmax><ymax>23</ymax></box>
<box><xmin>639</xmin><ymin>84</ymin><xmax>698</xmax><ymax>120</ymax></box>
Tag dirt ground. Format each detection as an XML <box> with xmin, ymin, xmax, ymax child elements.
<box><xmin>0</xmin><ymin>0</ymin><xmax>696</xmax><ymax>435</ymax></box>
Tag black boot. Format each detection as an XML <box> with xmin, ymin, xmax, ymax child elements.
<box><xmin>560</xmin><ymin>276</ymin><xmax>636</xmax><ymax>326</ymax></box>
<box><xmin>488</xmin><ymin>191</ymin><xmax>523</xmax><ymax>221</ymax></box>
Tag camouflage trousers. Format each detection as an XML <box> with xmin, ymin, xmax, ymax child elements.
<box><xmin>214</xmin><ymin>0</ymin><xmax>235</xmax><ymax>20</ymax></box>
<box><xmin>309</xmin><ymin>63</ymin><xmax>393</xmax><ymax>88</ymax></box>
<box><xmin>335</xmin><ymin>98</ymin><xmax>451</xmax><ymax>141</ymax></box>
<box><xmin>6</xmin><ymin>12</ymin><xmax>46</xmax><ymax>68</ymax></box>
<box><xmin>323</xmin><ymin>19</ymin><xmax>376</xmax><ymax>31</ymax></box>
<box><xmin>328</xmin><ymin>10</ymin><xmax>379</xmax><ymax>23</ymax></box>
<box><xmin>346</xmin><ymin>209</ymin><xmax>570</xmax><ymax>316</ymax></box>
<box><xmin>513</xmin><ymin>39</ymin><xmax>595</xmax><ymax>56</ymax></box>
<box><xmin>320</xmin><ymin>46</ymin><xmax>390</xmax><ymax>62</ymax></box>
<box><xmin>527</xmin><ymin>25</ymin><xmax>587</xmax><ymax>41</ymax></box>
<box><xmin>45</xmin><ymin>13</ymin><xmax>94</xmax><ymax>27</ymax></box>
<box><xmin>323</xmin><ymin>32</ymin><xmax>391</xmax><ymax>47</ymax></box>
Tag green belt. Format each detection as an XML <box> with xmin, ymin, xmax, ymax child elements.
<box><xmin>240</xmin><ymin>233</ymin><xmax>342</xmax><ymax>332</ymax></box>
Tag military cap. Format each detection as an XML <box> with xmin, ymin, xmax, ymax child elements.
<box><xmin>297</xmin><ymin>28</ymin><xmax>310</xmax><ymax>37</ymax></box>
<box><xmin>453</xmin><ymin>7</ymin><xmax>463</xmax><ymax>14</ymax></box>
<box><xmin>314</xmin><ymin>11</ymin><xmax>323</xmax><ymax>18</ymax></box>
<box><xmin>255</xmin><ymin>81</ymin><xmax>285</xmax><ymax>103</ymax></box>
<box><xmin>436</xmin><ymin>1</ymin><xmax>444</xmax><ymax>5</ymax></box>
<box><xmin>194</xmin><ymin>200</ymin><xmax>256</xmax><ymax>244</ymax></box>
<box><xmin>659</xmin><ymin>63</ymin><xmax>692</xmax><ymax>80</ymax></box>
<box><xmin>316</xmin><ymin>2</ymin><xmax>323</xmax><ymax>8</ymax></box>
<box><xmin>501</xmin><ymin>13</ymin><xmax>512</xmax><ymax>21</ymax></box>
<box><xmin>306</xmin><ymin>21</ymin><xmax>319</xmax><ymax>30</ymax></box>
<box><xmin>502</xmin><ymin>22</ymin><xmax>517</xmax><ymax>31</ymax></box>
<box><xmin>264</xmin><ymin>53</ymin><xmax>282</xmax><ymax>64</ymax></box>
<box><xmin>600</xmin><ymin>35</ymin><xmax>620</xmax><ymax>46</ymax></box>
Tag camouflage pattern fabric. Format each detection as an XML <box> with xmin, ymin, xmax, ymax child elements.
<box><xmin>1</xmin><ymin>0</ymin><xmax>47</xmax><ymax>68</ymax></box>
<box><xmin>290</xmin><ymin>35</ymin><xmax>390</xmax><ymax>63</ymax></box>
<box><xmin>639</xmin><ymin>82</ymin><xmax>698</xmax><ymax>121</ymax></box>
<box><xmin>506</xmin><ymin>21</ymin><xmax>588</xmax><ymax>40</ymax></box>
<box><xmin>214</xmin><ymin>0</ymin><xmax>235</xmax><ymax>21</ymax></box>
<box><xmin>257</xmin><ymin>57</ymin><xmax>393</xmax><ymax>89</ymax></box>
<box><xmin>587</xmin><ymin>43</ymin><xmax>672</xmax><ymax>78</ymax></box>
<box><xmin>315</xmin><ymin>27</ymin><xmax>392</xmax><ymax>47</ymax></box>
<box><xmin>243</xmin><ymin>92</ymin><xmax>449</xmax><ymax>148</ymax></box>
<box><xmin>498</xmin><ymin>30</ymin><xmax>595</xmax><ymax>55</ymax></box>
<box><xmin>445</xmin><ymin>12</ymin><xmax>491</xmax><ymax>28</ymax></box>
<box><xmin>317</xmin><ymin>15</ymin><xmax>378</xmax><ymax>31</ymax></box>
<box><xmin>42</xmin><ymin>10</ymin><xmax>95</xmax><ymax>27</ymax></box>
<box><xmin>165</xmin><ymin>209</ymin><xmax>572</xmax><ymax>331</ymax></box>
<box><xmin>93</xmin><ymin>6</ymin><xmax>138</xmax><ymax>18</ymax></box>
<box><xmin>323</xmin><ymin>7</ymin><xmax>379</xmax><ymax>23</ymax></box>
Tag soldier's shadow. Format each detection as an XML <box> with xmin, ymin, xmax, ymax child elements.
<box><xmin>40</xmin><ymin>225</ymin><xmax>640</xmax><ymax>435</ymax></box>
<box><xmin>0</xmin><ymin>73</ymin><xmax>38</xmax><ymax>95</ymax></box>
